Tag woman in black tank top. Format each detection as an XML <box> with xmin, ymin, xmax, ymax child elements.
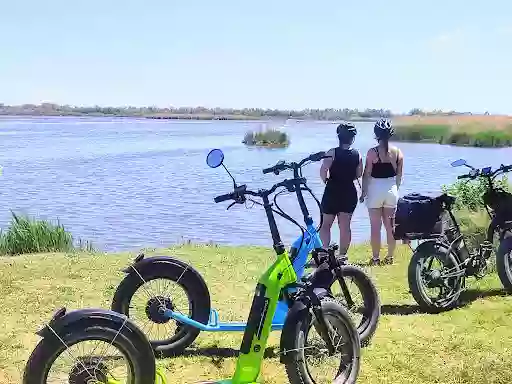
<box><xmin>318</xmin><ymin>123</ymin><xmax>363</xmax><ymax>261</ymax></box>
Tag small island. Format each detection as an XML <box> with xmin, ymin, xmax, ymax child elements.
<box><xmin>391</xmin><ymin>114</ymin><xmax>512</xmax><ymax>148</ymax></box>
<box><xmin>242</xmin><ymin>127</ymin><xmax>290</xmax><ymax>148</ymax></box>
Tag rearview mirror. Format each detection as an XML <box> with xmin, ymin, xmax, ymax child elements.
<box><xmin>450</xmin><ymin>159</ymin><xmax>467</xmax><ymax>167</ymax></box>
<box><xmin>206</xmin><ymin>149</ymin><xmax>224</xmax><ymax>168</ymax></box>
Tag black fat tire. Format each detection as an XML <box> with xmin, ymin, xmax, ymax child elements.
<box><xmin>496</xmin><ymin>237</ymin><xmax>512</xmax><ymax>291</ymax></box>
<box><xmin>408</xmin><ymin>246</ymin><xmax>463</xmax><ymax>313</ymax></box>
<box><xmin>283</xmin><ymin>299</ymin><xmax>361</xmax><ymax>384</ymax></box>
<box><xmin>23</xmin><ymin>321</ymin><xmax>155</xmax><ymax>384</ymax></box>
<box><xmin>333</xmin><ymin>263</ymin><xmax>380</xmax><ymax>346</ymax></box>
<box><xmin>111</xmin><ymin>262</ymin><xmax>211</xmax><ymax>358</ymax></box>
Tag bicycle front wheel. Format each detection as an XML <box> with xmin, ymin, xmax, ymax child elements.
<box><xmin>24</xmin><ymin>320</ymin><xmax>155</xmax><ymax>384</ymax></box>
<box><xmin>282</xmin><ymin>298</ymin><xmax>360</xmax><ymax>384</ymax></box>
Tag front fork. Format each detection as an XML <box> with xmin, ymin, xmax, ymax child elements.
<box><xmin>312</xmin><ymin>245</ymin><xmax>355</xmax><ymax>309</ymax></box>
<box><xmin>308</xmin><ymin>288</ymin><xmax>336</xmax><ymax>355</ymax></box>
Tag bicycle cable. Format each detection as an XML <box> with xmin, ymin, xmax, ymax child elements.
<box><xmin>272</xmin><ymin>188</ymin><xmax>310</xmax><ymax>251</ymax></box>
<box><xmin>245</xmin><ymin>188</ymin><xmax>307</xmax><ymax>245</ymax></box>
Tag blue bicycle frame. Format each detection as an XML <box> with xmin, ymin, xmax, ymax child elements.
<box><xmin>166</xmin><ymin>222</ymin><xmax>322</xmax><ymax>331</ymax></box>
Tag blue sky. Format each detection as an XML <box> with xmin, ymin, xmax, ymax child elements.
<box><xmin>1</xmin><ymin>1</ymin><xmax>512</xmax><ymax>113</ymax></box>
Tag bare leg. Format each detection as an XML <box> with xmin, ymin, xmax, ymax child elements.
<box><xmin>382</xmin><ymin>207</ymin><xmax>397</xmax><ymax>262</ymax></box>
<box><xmin>368</xmin><ymin>208</ymin><xmax>382</xmax><ymax>261</ymax></box>
<box><xmin>320</xmin><ymin>213</ymin><xmax>336</xmax><ymax>248</ymax></box>
<box><xmin>336</xmin><ymin>212</ymin><xmax>352</xmax><ymax>256</ymax></box>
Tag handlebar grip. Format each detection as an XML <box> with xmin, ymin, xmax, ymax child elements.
<box><xmin>308</xmin><ymin>151</ymin><xmax>327</xmax><ymax>162</ymax></box>
<box><xmin>457</xmin><ymin>174</ymin><xmax>471</xmax><ymax>180</ymax></box>
<box><xmin>262</xmin><ymin>167</ymin><xmax>274</xmax><ymax>175</ymax></box>
<box><xmin>214</xmin><ymin>192</ymin><xmax>235</xmax><ymax>203</ymax></box>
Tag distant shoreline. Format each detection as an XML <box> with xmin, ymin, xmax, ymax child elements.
<box><xmin>0</xmin><ymin>103</ymin><xmax>390</xmax><ymax>122</ymax></box>
<box><xmin>0</xmin><ymin>112</ymin><xmax>380</xmax><ymax>122</ymax></box>
<box><xmin>1</xmin><ymin>104</ymin><xmax>509</xmax><ymax>124</ymax></box>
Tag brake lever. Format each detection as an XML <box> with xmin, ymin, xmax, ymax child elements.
<box><xmin>226</xmin><ymin>202</ymin><xmax>237</xmax><ymax>210</ymax></box>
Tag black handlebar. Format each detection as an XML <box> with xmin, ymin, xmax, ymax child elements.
<box><xmin>262</xmin><ymin>151</ymin><xmax>330</xmax><ymax>176</ymax></box>
<box><xmin>214</xmin><ymin>150</ymin><xmax>327</xmax><ymax>228</ymax></box>
<box><xmin>457</xmin><ymin>163</ymin><xmax>512</xmax><ymax>181</ymax></box>
<box><xmin>213</xmin><ymin>178</ymin><xmax>306</xmax><ymax>204</ymax></box>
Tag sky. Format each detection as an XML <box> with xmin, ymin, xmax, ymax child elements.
<box><xmin>1</xmin><ymin>0</ymin><xmax>512</xmax><ymax>114</ymax></box>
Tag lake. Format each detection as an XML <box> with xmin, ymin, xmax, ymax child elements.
<box><xmin>1</xmin><ymin>116</ymin><xmax>511</xmax><ymax>252</ymax></box>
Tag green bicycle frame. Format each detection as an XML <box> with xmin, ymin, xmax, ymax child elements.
<box><xmin>229</xmin><ymin>248</ymin><xmax>297</xmax><ymax>384</ymax></box>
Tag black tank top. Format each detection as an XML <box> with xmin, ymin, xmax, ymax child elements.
<box><xmin>371</xmin><ymin>147</ymin><xmax>397</xmax><ymax>178</ymax></box>
<box><xmin>327</xmin><ymin>147</ymin><xmax>360</xmax><ymax>186</ymax></box>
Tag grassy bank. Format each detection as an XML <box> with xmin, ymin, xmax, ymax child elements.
<box><xmin>1</xmin><ymin>244</ymin><xmax>511</xmax><ymax>384</ymax></box>
<box><xmin>242</xmin><ymin>128</ymin><xmax>290</xmax><ymax>148</ymax></box>
<box><xmin>392</xmin><ymin>115</ymin><xmax>512</xmax><ymax>147</ymax></box>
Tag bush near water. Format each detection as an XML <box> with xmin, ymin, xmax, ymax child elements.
<box><xmin>442</xmin><ymin>175</ymin><xmax>511</xmax><ymax>250</ymax></box>
<box><xmin>242</xmin><ymin>128</ymin><xmax>290</xmax><ymax>148</ymax></box>
<box><xmin>0</xmin><ymin>212</ymin><xmax>93</xmax><ymax>255</ymax></box>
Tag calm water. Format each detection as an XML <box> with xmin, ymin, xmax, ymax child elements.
<box><xmin>1</xmin><ymin>116</ymin><xmax>511</xmax><ymax>252</ymax></box>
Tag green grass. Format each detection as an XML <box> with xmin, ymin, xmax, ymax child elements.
<box><xmin>242</xmin><ymin>128</ymin><xmax>290</xmax><ymax>148</ymax></box>
<box><xmin>1</xmin><ymin>244</ymin><xmax>511</xmax><ymax>383</ymax></box>
<box><xmin>0</xmin><ymin>212</ymin><xmax>94</xmax><ymax>256</ymax></box>
<box><xmin>392</xmin><ymin>123</ymin><xmax>512</xmax><ymax>147</ymax></box>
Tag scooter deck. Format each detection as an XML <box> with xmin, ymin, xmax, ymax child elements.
<box><xmin>165</xmin><ymin>308</ymin><xmax>285</xmax><ymax>332</ymax></box>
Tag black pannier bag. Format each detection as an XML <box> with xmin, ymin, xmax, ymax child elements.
<box><xmin>393</xmin><ymin>192</ymin><xmax>445</xmax><ymax>240</ymax></box>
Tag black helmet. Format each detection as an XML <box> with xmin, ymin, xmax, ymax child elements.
<box><xmin>373</xmin><ymin>118</ymin><xmax>394</xmax><ymax>140</ymax></box>
<box><xmin>336</xmin><ymin>122</ymin><xmax>357</xmax><ymax>138</ymax></box>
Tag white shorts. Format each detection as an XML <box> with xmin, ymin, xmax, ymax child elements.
<box><xmin>365</xmin><ymin>177</ymin><xmax>399</xmax><ymax>209</ymax></box>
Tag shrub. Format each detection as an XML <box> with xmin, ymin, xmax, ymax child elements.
<box><xmin>0</xmin><ymin>212</ymin><xmax>94</xmax><ymax>255</ymax></box>
<box><xmin>454</xmin><ymin>209</ymin><xmax>491</xmax><ymax>251</ymax></box>
<box><xmin>242</xmin><ymin>128</ymin><xmax>290</xmax><ymax>148</ymax></box>
<box><xmin>441</xmin><ymin>175</ymin><xmax>510</xmax><ymax>211</ymax></box>
<box><xmin>441</xmin><ymin>176</ymin><xmax>511</xmax><ymax>251</ymax></box>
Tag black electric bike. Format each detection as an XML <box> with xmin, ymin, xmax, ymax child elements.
<box><xmin>397</xmin><ymin>159</ymin><xmax>512</xmax><ymax>313</ymax></box>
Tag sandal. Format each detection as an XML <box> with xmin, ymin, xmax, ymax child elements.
<box><xmin>368</xmin><ymin>257</ymin><xmax>381</xmax><ymax>266</ymax></box>
<box><xmin>384</xmin><ymin>256</ymin><xmax>394</xmax><ymax>265</ymax></box>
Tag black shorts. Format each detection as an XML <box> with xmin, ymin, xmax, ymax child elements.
<box><xmin>321</xmin><ymin>183</ymin><xmax>357</xmax><ymax>215</ymax></box>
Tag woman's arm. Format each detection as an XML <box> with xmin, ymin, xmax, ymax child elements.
<box><xmin>354</xmin><ymin>152</ymin><xmax>363</xmax><ymax>190</ymax></box>
<box><xmin>355</xmin><ymin>152</ymin><xmax>363</xmax><ymax>179</ymax></box>
<box><xmin>360</xmin><ymin>149</ymin><xmax>374</xmax><ymax>201</ymax></box>
<box><xmin>320</xmin><ymin>148</ymin><xmax>335</xmax><ymax>184</ymax></box>
<box><xmin>396</xmin><ymin>148</ymin><xmax>404</xmax><ymax>189</ymax></box>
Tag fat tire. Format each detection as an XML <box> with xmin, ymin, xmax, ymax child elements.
<box><xmin>332</xmin><ymin>263</ymin><xmax>380</xmax><ymax>346</ymax></box>
<box><xmin>496</xmin><ymin>238</ymin><xmax>512</xmax><ymax>291</ymax></box>
<box><xmin>23</xmin><ymin>321</ymin><xmax>155</xmax><ymax>384</ymax></box>
<box><xmin>408</xmin><ymin>246</ymin><xmax>463</xmax><ymax>313</ymax></box>
<box><xmin>111</xmin><ymin>262</ymin><xmax>210</xmax><ymax>358</ymax></box>
<box><xmin>283</xmin><ymin>298</ymin><xmax>360</xmax><ymax>384</ymax></box>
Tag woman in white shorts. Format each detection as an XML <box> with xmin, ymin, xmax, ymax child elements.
<box><xmin>360</xmin><ymin>118</ymin><xmax>404</xmax><ymax>265</ymax></box>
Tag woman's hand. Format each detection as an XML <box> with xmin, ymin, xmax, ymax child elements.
<box><xmin>359</xmin><ymin>193</ymin><xmax>366</xmax><ymax>203</ymax></box>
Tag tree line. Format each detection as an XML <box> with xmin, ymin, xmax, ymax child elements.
<box><xmin>0</xmin><ymin>103</ymin><xmax>474</xmax><ymax>120</ymax></box>
<box><xmin>0</xmin><ymin>103</ymin><xmax>393</xmax><ymax>120</ymax></box>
